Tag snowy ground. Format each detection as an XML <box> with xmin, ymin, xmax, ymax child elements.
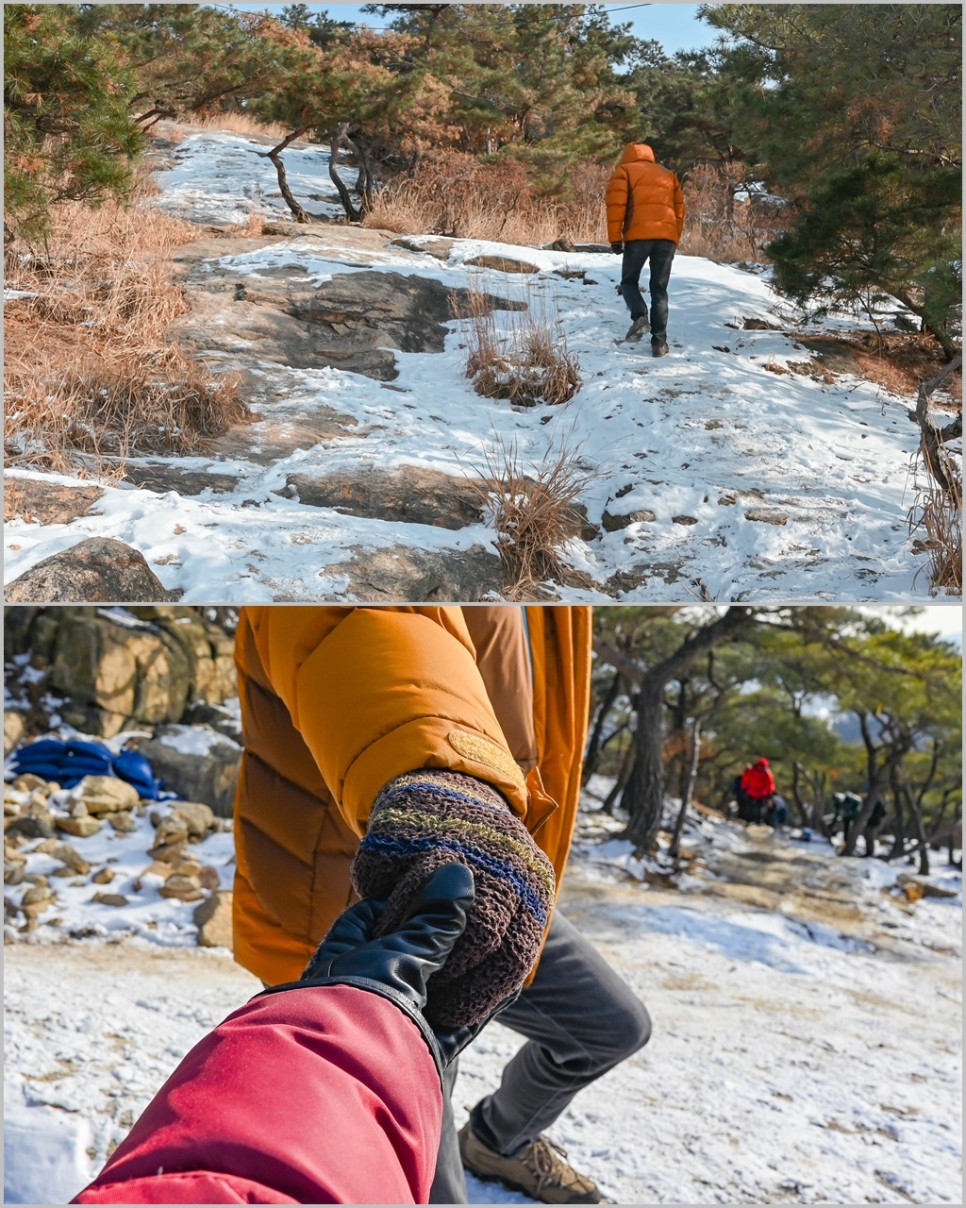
<box><xmin>4</xmin><ymin>777</ymin><xmax>962</xmax><ymax>1205</ymax></box>
<box><xmin>5</xmin><ymin>128</ymin><xmax>956</xmax><ymax>603</ymax></box>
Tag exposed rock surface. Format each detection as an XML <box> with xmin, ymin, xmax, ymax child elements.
<box><xmin>4</xmin><ymin>481</ymin><xmax>105</xmax><ymax>527</ymax></box>
<box><xmin>4</xmin><ymin>607</ymin><xmax>237</xmax><ymax>738</ymax></box>
<box><xmin>132</xmin><ymin>728</ymin><xmax>241</xmax><ymax>818</ymax></box>
<box><xmin>283</xmin><ymin>466</ymin><xmax>485</xmax><ymax>530</ymax></box>
<box><xmin>389</xmin><ymin>235</ymin><xmax>456</xmax><ymax>261</ymax></box>
<box><xmin>194</xmin><ymin>890</ymin><xmax>234</xmax><ymax>949</ymax></box>
<box><xmin>330</xmin><ymin>543</ymin><xmax>503</xmax><ymax>601</ymax></box>
<box><xmin>5</xmin><ymin>539</ymin><xmax>178</xmax><ymax>604</ymax></box>
<box><xmin>602</xmin><ymin>507</ymin><xmax>657</xmax><ymax>532</ymax></box>
<box><xmin>172</xmin><ymin>234</ymin><xmax>526</xmax><ymax>383</ymax></box>
<box><xmin>464</xmin><ymin>254</ymin><xmax>541</xmax><ymax>274</ymax></box>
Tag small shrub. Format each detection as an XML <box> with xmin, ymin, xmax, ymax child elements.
<box><xmin>680</xmin><ymin>163</ymin><xmax>795</xmax><ymax>263</ymax></box>
<box><xmin>470</xmin><ymin>432</ymin><xmax>594</xmax><ymax>599</ymax></box>
<box><xmin>909</xmin><ymin>433</ymin><xmax>962</xmax><ymax>596</ymax></box>
<box><xmin>461</xmin><ymin>285</ymin><xmax>581</xmax><ymax>407</ymax></box>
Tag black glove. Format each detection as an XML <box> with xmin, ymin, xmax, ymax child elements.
<box><xmin>259</xmin><ymin>863</ymin><xmax>513</xmax><ymax>1075</ymax></box>
<box><xmin>610</xmin><ymin>242</ymin><xmax>623</xmax><ymax>255</ymax></box>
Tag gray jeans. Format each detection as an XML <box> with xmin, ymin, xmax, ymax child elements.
<box><xmin>430</xmin><ymin>909</ymin><xmax>652</xmax><ymax>1203</ymax></box>
<box><xmin>619</xmin><ymin>238</ymin><xmax>675</xmax><ymax>341</ymax></box>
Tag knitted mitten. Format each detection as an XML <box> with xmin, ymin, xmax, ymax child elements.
<box><xmin>350</xmin><ymin>769</ymin><xmax>555</xmax><ymax>1029</ymax></box>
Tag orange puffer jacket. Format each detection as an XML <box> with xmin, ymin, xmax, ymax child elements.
<box><xmin>232</xmin><ymin>605</ymin><xmax>593</xmax><ymax>988</ymax></box>
<box><xmin>606</xmin><ymin>143</ymin><xmax>685</xmax><ymax>245</ymax></box>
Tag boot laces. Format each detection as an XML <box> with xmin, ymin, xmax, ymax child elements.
<box><xmin>523</xmin><ymin>1136</ymin><xmax>585</xmax><ymax>1195</ymax></box>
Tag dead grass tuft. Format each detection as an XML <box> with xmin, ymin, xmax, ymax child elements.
<box><xmin>910</xmin><ymin>460</ymin><xmax>962</xmax><ymax>595</ymax></box>
<box><xmin>908</xmin><ymin>358</ymin><xmax>963</xmax><ymax>595</ymax></box>
<box><xmin>5</xmin><ymin>349</ymin><xmax>247</xmax><ymax>466</ymax></box>
<box><xmin>4</xmin><ymin>178</ymin><xmax>252</xmax><ymax>484</ymax></box>
<box><xmin>469</xmin><ymin>432</ymin><xmax>594</xmax><ymax>599</ymax></box>
<box><xmin>459</xmin><ymin>285</ymin><xmax>581</xmax><ymax>407</ymax></box>
<box><xmin>224</xmin><ymin>210</ymin><xmax>270</xmax><ymax>239</ymax></box>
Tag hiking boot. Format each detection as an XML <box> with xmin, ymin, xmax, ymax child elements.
<box><xmin>459</xmin><ymin>1122</ymin><xmax>602</xmax><ymax>1204</ymax></box>
<box><xmin>624</xmin><ymin>314</ymin><xmax>650</xmax><ymax>342</ymax></box>
<box><xmin>651</xmin><ymin>339</ymin><xmax>669</xmax><ymax>357</ymax></box>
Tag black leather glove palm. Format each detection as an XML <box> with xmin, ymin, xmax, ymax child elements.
<box><xmin>260</xmin><ymin>864</ymin><xmax>513</xmax><ymax>1075</ymax></box>
<box><xmin>610</xmin><ymin>242</ymin><xmax>623</xmax><ymax>254</ymax></box>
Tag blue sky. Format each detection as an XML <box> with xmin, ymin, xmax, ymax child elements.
<box><xmin>244</xmin><ymin>4</ymin><xmax>719</xmax><ymax>56</ymax></box>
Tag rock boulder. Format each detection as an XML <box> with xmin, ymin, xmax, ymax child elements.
<box><xmin>5</xmin><ymin>539</ymin><xmax>177</xmax><ymax>604</ymax></box>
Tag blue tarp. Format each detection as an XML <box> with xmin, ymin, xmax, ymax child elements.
<box><xmin>6</xmin><ymin>738</ymin><xmax>176</xmax><ymax>800</ymax></box>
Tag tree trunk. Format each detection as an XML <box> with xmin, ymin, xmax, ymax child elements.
<box><xmin>602</xmin><ymin>742</ymin><xmax>634</xmax><ymax>815</ymax></box>
<box><xmin>330</xmin><ymin>123</ymin><xmax>363</xmax><ymax>221</ymax></box>
<box><xmin>582</xmin><ymin>669</ymin><xmax>622</xmax><ymax>784</ymax></box>
<box><xmin>621</xmin><ymin>683</ymin><xmax>667</xmax><ymax>851</ymax></box>
<box><xmin>898</xmin><ymin>769</ymin><xmax>930</xmax><ymax>876</ymax></box>
<box><xmin>843</xmin><ymin>714</ymin><xmax>888</xmax><ymax>856</ymax></box>
<box><xmin>915</xmin><ymin>356</ymin><xmax>963</xmax><ymax>492</ymax></box>
<box><xmin>887</xmin><ymin>773</ymin><xmax>906</xmax><ymax>860</ymax></box>
<box><xmin>672</xmin><ymin>680</ymin><xmax>691</xmax><ymax>803</ymax></box>
<box><xmin>263</xmin><ymin>129</ymin><xmax>310</xmax><ymax>223</ymax></box>
<box><xmin>669</xmin><ymin>719</ymin><xmax>701</xmax><ymax>861</ymax></box>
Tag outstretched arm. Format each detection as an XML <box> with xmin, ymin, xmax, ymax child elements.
<box><xmin>74</xmin><ymin>867</ymin><xmax>485</xmax><ymax>1205</ymax></box>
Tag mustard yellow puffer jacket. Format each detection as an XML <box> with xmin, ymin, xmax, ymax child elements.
<box><xmin>606</xmin><ymin>143</ymin><xmax>685</xmax><ymax>245</ymax></box>
<box><xmin>231</xmin><ymin>605</ymin><xmax>593</xmax><ymax>987</ymax></box>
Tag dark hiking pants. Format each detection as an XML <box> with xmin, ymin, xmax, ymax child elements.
<box><xmin>429</xmin><ymin>909</ymin><xmax>652</xmax><ymax>1203</ymax></box>
<box><xmin>619</xmin><ymin>238</ymin><xmax>676</xmax><ymax>342</ymax></box>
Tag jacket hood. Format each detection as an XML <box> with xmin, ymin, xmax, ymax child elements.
<box><xmin>620</xmin><ymin>143</ymin><xmax>656</xmax><ymax>165</ymax></box>
<box><xmin>755</xmin><ymin>758</ymin><xmax>770</xmax><ymax>767</ymax></box>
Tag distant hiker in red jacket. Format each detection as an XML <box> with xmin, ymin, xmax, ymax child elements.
<box><xmin>740</xmin><ymin>758</ymin><xmax>777</xmax><ymax>824</ymax></box>
<box><xmin>73</xmin><ymin>865</ymin><xmax>497</xmax><ymax>1206</ymax></box>
<box><xmin>605</xmin><ymin>141</ymin><xmax>685</xmax><ymax>357</ymax></box>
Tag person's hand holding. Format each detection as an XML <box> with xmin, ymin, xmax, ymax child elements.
<box><xmin>262</xmin><ymin>863</ymin><xmax>514</xmax><ymax>1073</ymax></box>
<box><xmin>610</xmin><ymin>242</ymin><xmax>623</xmax><ymax>254</ymax></box>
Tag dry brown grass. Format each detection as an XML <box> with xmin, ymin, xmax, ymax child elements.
<box><xmin>910</xmin><ymin>454</ymin><xmax>962</xmax><ymax>595</ymax></box>
<box><xmin>850</xmin><ymin>332</ymin><xmax>961</xmax><ymax>401</ymax></box>
<box><xmin>5</xmin><ymin>349</ymin><xmax>246</xmax><ymax>468</ymax></box>
<box><xmin>460</xmin><ymin>284</ymin><xmax>581</xmax><ymax>407</ymax></box>
<box><xmin>4</xmin><ymin>179</ymin><xmax>252</xmax><ymax>481</ymax></box>
<box><xmin>366</xmin><ymin>153</ymin><xmax>608</xmax><ymax>245</ymax></box>
<box><xmin>186</xmin><ymin>111</ymin><xmax>294</xmax><ymax>142</ymax></box>
<box><xmin>469</xmin><ymin>431</ymin><xmax>594</xmax><ymax>599</ymax></box>
<box><xmin>908</xmin><ymin>358</ymin><xmax>963</xmax><ymax>596</ymax></box>
<box><xmin>223</xmin><ymin>209</ymin><xmax>271</xmax><ymax>239</ymax></box>
<box><xmin>679</xmin><ymin>163</ymin><xmax>794</xmax><ymax>264</ymax></box>
<box><xmin>368</xmin><ymin>155</ymin><xmax>795</xmax><ymax>264</ymax></box>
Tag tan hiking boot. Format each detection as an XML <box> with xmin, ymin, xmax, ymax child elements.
<box><xmin>459</xmin><ymin>1122</ymin><xmax>602</xmax><ymax>1204</ymax></box>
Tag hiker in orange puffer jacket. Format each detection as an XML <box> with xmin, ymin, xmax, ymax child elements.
<box><xmin>606</xmin><ymin>141</ymin><xmax>685</xmax><ymax>356</ymax></box>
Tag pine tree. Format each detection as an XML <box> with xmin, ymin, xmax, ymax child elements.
<box><xmin>4</xmin><ymin>4</ymin><xmax>143</xmax><ymax>241</ymax></box>
<box><xmin>704</xmin><ymin>3</ymin><xmax>962</xmax><ymax>353</ymax></box>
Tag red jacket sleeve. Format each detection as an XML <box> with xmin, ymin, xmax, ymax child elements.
<box><xmin>72</xmin><ymin>986</ymin><xmax>442</xmax><ymax>1205</ymax></box>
